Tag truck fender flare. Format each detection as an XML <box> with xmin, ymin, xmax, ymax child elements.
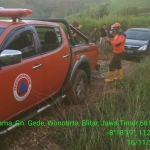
<box><xmin>70</xmin><ymin>55</ymin><xmax>91</xmax><ymax>84</ymax></box>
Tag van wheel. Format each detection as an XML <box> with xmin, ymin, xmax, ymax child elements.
<box><xmin>67</xmin><ymin>69</ymin><xmax>88</xmax><ymax>105</ymax></box>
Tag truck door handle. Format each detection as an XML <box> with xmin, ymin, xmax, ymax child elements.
<box><xmin>32</xmin><ymin>64</ymin><xmax>42</xmax><ymax>70</ymax></box>
<box><xmin>63</xmin><ymin>54</ymin><xmax>70</xmax><ymax>59</ymax></box>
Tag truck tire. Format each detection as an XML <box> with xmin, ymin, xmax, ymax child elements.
<box><xmin>67</xmin><ymin>69</ymin><xmax>88</xmax><ymax>105</ymax></box>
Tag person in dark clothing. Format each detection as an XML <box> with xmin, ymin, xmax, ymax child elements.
<box><xmin>99</xmin><ymin>24</ymin><xmax>108</xmax><ymax>45</ymax></box>
<box><xmin>104</xmin><ymin>23</ymin><xmax>126</xmax><ymax>82</ymax></box>
<box><xmin>90</xmin><ymin>27</ymin><xmax>98</xmax><ymax>43</ymax></box>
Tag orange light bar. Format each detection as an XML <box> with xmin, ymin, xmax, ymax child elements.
<box><xmin>0</xmin><ymin>9</ymin><xmax>32</xmax><ymax>17</ymax></box>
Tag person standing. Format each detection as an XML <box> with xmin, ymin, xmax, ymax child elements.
<box><xmin>99</xmin><ymin>24</ymin><xmax>108</xmax><ymax>48</ymax></box>
<box><xmin>71</xmin><ymin>21</ymin><xmax>82</xmax><ymax>44</ymax></box>
<box><xmin>104</xmin><ymin>23</ymin><xmax>126</xmax><ymax>82</ymax></box>
<box><xmin>90</xmin><ymin>27</ymin><xmax>98</xmax><ymax>43</ymax></box>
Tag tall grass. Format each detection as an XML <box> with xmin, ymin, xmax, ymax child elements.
<box><xmin>67</xmin><ymin>15</ymin><xmax>150</xmax><ymax>37</ymax></box>
<box><xmin>49</xmin><ymin>58</ymin><xmax>150</xmax><ymax>150</ymax></box>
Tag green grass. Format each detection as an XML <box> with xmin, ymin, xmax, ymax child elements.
<box><xmin>67</xmin><ymin>15</ymin><xmax>150</xmax><ymax>37</ymax></box>
<box><xmin>109</xmin><ymin>0</ymin><xmax>150</xmax><ymax>14</ymax></box>
<box><xmin>66</xmin><ymin>0</ymin><xmax>150</xmax><ymax>19</ymax></box>
<box><xmin>46</xmin><ymin>57</ymin><xmax>150</xmax><ymax>150</ymax></box>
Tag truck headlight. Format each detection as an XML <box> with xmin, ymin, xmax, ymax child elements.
<box><xmin>138</xmin><ymin>45</ymin><xmax>147</xmax><ymax>51</ymax></box>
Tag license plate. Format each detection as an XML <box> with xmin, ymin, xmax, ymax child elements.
<box><xmin>125</xmin><ymin>50</ymin><xmax>133</xmax><ymax>53</ymax></box>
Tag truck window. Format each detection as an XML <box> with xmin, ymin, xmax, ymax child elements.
<box><xmin>35</xmin><ymin>26</ymin><xmax>61</xmax><ymax>53</ymax></box>
<box><xmin>6</xmin><ymin>32</ymin><xmax>36</xmax><ymax>59</ymax></box>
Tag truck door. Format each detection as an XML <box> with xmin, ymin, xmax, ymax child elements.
<box><xmin>0</xmin><ymin>26</ymin><xmax>45</xmax><ymax>121</ymax></box>
<box><xmin>35</xmin><ymin>26</ymin><xmax>70</xmax><ymax>98</ymax></box>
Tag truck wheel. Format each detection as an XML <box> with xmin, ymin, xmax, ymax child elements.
<box><xmin>67</xmin><ymin>69</ymin><xmax>88</xmax><ymax>104</ymax></box>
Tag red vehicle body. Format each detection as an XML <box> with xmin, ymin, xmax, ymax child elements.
<box><xmin>0</xmin><ymin>9</ymin><xmax>99</xmax><ymax>134</ymax></box>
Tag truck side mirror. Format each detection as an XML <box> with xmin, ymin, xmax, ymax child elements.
<box><xmin>0</xmin><ymin>50</ymin><xmax>22</xmax><ymax>65</ymax></box>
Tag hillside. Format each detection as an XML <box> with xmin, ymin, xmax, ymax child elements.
<box><xmin>0</xmin><ymin>0</ymin><xmax>105</xmax><ymax>18</ymax></box>
<box><xmin>0</xmin><ymin>0</ymin><xmax>150</xmax><ymax>18</ymax></box>
<box><xmin>109</xmin><ymin>0</ymin><xmax>150</xmax><ymax>15</ymax></box>
<box><xmin>0</xmin><ymin>0</ymin><xmax>53</xmax><ymax>18</ymax></box>
<box><xmin>66</xmin><ymin>0</ymin><xmax>150</xmax><ymax>19</ymax></box>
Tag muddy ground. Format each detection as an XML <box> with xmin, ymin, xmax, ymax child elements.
<box><xmin>0</xmin><ymin>53</ymin><xmax>138</xmax><ymax>150</ymax></box>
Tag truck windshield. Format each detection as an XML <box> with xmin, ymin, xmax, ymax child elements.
<box><xmin>125</xmin><ymin>30</ymin><xmax>149</xmax><ymax>41</ymax></box>
<box><xmin>0</xmin><ymin>28</ymin><xmax>5</xmax><ymax>35</ymax></box>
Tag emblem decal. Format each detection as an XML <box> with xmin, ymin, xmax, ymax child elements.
<box><xmin>13</xmin><ymin>73</ymin><xmax>32</xmax><ymax>101</ymax></box>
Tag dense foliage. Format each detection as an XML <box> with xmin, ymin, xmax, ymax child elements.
<box><xmin>1</xmin><ymin>0</ymin><xmax>150</xmax><ymax>18</ymax></box>
<box><xmin>0</xmin><ymin>0</ymin><xmax>105</xmax><ymax>18</ymax></box>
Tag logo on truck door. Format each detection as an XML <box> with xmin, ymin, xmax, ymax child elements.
<box><xmin>13</xmin><ymin>73</ymin><xmax>32</xmax><ymax>101</ymax></box>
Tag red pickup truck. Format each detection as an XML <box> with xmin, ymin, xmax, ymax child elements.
<box><xmin>0</xmin><ymin>9</ymin><xmax>99</xmax><ymax>134</ymax></box>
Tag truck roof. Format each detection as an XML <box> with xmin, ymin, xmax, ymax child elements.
<box><xmin>0</xmin><ymin>9</ymin><xmax>60</xmax><ymax>29</ymax></box>
<box><xmin>23</xmin><ymin>20</ymin><xmax>60</xmax><ymax>26</ymax></box>
<box><xmin>0</xmin><ymin>19</ymin><xmax>60</xmax><ymax>28</ymax></box>
<box><xmin>0</xmin><ymin>20</ymin><xmax>23</xmax><ymax>28</ymax></box>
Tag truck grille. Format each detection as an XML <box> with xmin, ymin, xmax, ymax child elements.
<box><xmin>124</xmin><ymin>45</ymin><xmax>139</xmax><ymax>50</ymax></box>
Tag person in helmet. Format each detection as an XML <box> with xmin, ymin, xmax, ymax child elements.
<box><xmin>104</xmin><ymin>23</ymin><xmax>126</xmax><ymax>82</ymax></box>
